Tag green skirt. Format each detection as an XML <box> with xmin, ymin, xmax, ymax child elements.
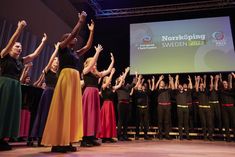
<box><xmin>0</xmin><ymin>76</ymin><xmax>22</xmax><ymax>138</ymax></box>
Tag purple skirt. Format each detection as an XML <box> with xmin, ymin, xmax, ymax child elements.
<box><xmin>31</xmin><ymin>87</ymin><xmax>54</xmax><ymax>138</ymax></box>
<box><xmin>82</xmin><ymin>87</ymin><xmax>101</xmax><ymax>136</ymax></box>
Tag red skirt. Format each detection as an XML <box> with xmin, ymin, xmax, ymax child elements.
<box><xmin>97</xmin><ymin>100</ymin><xmax>117</xmax><ymax>138</ymax></box>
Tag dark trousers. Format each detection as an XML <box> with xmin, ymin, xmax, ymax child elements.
<box><xmin>158</xmin><ymin>105</ymin><xmax>171</xmax><ymax>137</ymax></box>
<box><xmin>117</xmin><ymin>102</ymin><xmax>130</xmax><ymax>138</ymax></box>
<box><xmin>136</xmin><ymin>107</ymin><xmax>149</xmax><ymax>137</ymax></box>
<box><xmin>198</xmin><ymin>107</ymin><xmax>213</xmax><ymax>138</ymax></box>
<box><xmin>221</xmin><ymin>106</ymin><xmax>235</xmax><ymax>138</ymax></box>
<box><xmin>177</xmin><ymin>107</ymin><xmax>189</xmax><ymax>137</ymax></box>
<box><xmin>210</xmin><ymin>103</ymin><xmax>222</xmax><ymax>130</ymax></box>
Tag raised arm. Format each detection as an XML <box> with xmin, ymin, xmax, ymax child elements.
<box><xmin>43</xmin><ymin>42</ymin><xmax>60</xmax><ymax>73</ymax></box>
<box><xmin>195</xmin><ymin>76</ymin><xmax>200</xmax><ymax>92</ymax></box>
<box><xmin>20</xmin><ymin>62</ymin><xmax>32</xmax><ymax>83</ymax></box>
<box><xmin>203</xmin><ymin>74</ymin><xmax>207</xmax><ymax>89</ymax></box>
<box><xmin>76</xmin><ymin>19</ymin><xmax>94</xmax><ymax>56</ymax></box>
<box><xmin>102</xmin><ymin>68</ymin><xmax>115</xmax><ymax>89</ymax></box>
<box><xmin>33</xmin><ymin>73</ymin><xmax>45</xmax><ymax>87</ymax></box>
<box><xmin>209</xmin><ymin>75</ymin><xmax>214</xmax><ymax>91</ymax></box>
<box><xmin>151</xmin><ymin>76</ymin><xmax>155</xmax><ymax>91</ymax></box>
<box><xmin>169</xmin><ymin>74</ymin><xmax>175</xmax><ymax>90</ymax></box>
<box><xmin>23</xmin><ymin>33</ymin><xmax>47</xmax><ymax>64</ymax></box>
<box><xmin>175</xmin><ymin>75</ymin><xmax>179</xmax><ymax>89</ymax></box>
<box><xmin>99</xmin><ymin>53</ymin><xmax>115</xmax><ymax>77</ymax></box>
<box><xmin>214</xmin><ymin>75</ymin><xmax>219</xmax><ymax>91</ymax></box>
<box><xmin>83</xmin><ymin>44</ymin><xmax>103</xmax><ymax>75</ymax></box>
<box><xmin>60</xmin><ymin>11</ymin><xmax>87</xmax><ymax>49</ymax></box>
<box><xmin>228</xmin><ymin>74</ymin><xmax>233</xmax><ymax>89</ymax></box>
<box><xmin>155</xmin><ymin>75</ymin><xmax>164</xmax><ymax>90</ymax></box>
<box><xmin>1</xmin><ymin>20</ymin><xmax>27</xmax><ymax>58</ymax></box>
<box><xmin>113</xmin><ymin>75</ymin><xmax>124</xmax><ymax>91</ymax></box>
<box><xmin>188</xmin><ymin>75</ymin><xmax>193</xmax><ymax>89</ymax></box>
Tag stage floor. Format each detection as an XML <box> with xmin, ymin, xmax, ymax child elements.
<box><xmin>1</xmin><ymin>139</ymin><xmax>235</xmax><ymax>157</ymax></box>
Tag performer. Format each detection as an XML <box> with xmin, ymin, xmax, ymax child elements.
<box><xmin>0</xmin><ymin>20</ymin><xmax>47</xmax><ymax>151</ymax></box>
<box><xmin>195</xmin><ymin>75</ymin><xmax>213</xmax><ymax>141</ymax></box>
<box><xmin>209</xmin><ymin>75</ymin><xmax>222</xmax><ymax>132</ymax></box>
<box><xmin>219</xmin><ymin>73</ymin><xmax>235</xmax><ymax>142</ymax></box>
<box><xmin>154</xmin><ymin>75</ymin><xmax>174</xmax><ymax>140</ymax></box>
<box><xmin>41</xmin><ymin>12</ymin><xmax>101</xmax><ymax>153</ymax></box>
<box><xmin>97</xmin><ymin>68</ymin><xmax>124</xmax><ymax>143</ymax></box>
<box><xmin>116</xmin><ymin>67</ymin><xmax>136</xmax><ymax>141</ymax></box>
<box><xmin>134</xmin><ymin>75</ymin><xmax>152</xmax><ymax>140</ymax></box>
<box><xmin>174</xmin><ymin>75</ymin><xmax>192</xmax><ymax>140</ymax></box>
<box><xmin>30</xmin><ymin>43</ymin><xmax>60</xmax><ymax>146</ymax></box>
<box><xmin>81</xmin><ymin>51</ymin><xmax>114</xmax><ymax>147</ymax></box>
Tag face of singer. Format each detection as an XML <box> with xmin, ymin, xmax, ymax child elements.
<box><xmin>51</xmin><ymin>57</ymin><xmax>59</xmax><ymax>71</ymax></box>
<box><xmin>159</xmin><ymin>80</ymin><xmax>165</xmax><ymax>89</ymax></box>
<box><xmin>10</xmin><ymin>42</ymin><xmax>22</xmax><ymax>59</ymax></box>
<box><xmin>178</xmin><ymin>84</ymin><xmax>183</xmax><ymax>91</ymax></box>
<box><xmin>223</xmin><ymin>81</ymin><xmax>228</xmax><ymax>89</ymax></box>
<box><xmin>183</xmin><ymin>83</ymin><xmax>188</xmax><ymax>90</ymax></box>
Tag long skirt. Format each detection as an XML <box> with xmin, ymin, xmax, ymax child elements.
<box><xmin>41</xmin><ymin>68</ymin><xmax>83</xmax><ymax>146</ymax></box>
<box><xmin>82</xmin><ymin>87</ymin><xmax>101</xmax><ymax>136</ymax></box>
<box><xmin>0</xmin><ymin>76</ymin><xmax>21</xmax><ymax>138</ymax></box>
<box><xmin>97</xmin><ymin>100</ymin><xmax>117</xmax><ymax>138</ymax></box>
<box><xmin>19</xmin><ymin>109</ymin><xmax>30</xmax><ymax>137</ymax></box>
<box><xmin>31</xmin><ymin>87</ymin><xmax>54</xmax><ymax>138</ymax></box>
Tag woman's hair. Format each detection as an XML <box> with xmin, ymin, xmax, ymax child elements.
<box><xmin>84</xmin><ymin>57</ymin><xmax>93</xmax><ymax>68</ymax></box>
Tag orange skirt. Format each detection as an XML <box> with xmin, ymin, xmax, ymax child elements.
<box><xmin>41</xmin><ymin>68</ymin><xmax>83</xmax><ymax>146</ymax></box>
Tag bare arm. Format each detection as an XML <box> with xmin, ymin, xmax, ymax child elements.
<box><xmin>195</xmin><ymin>76</ymin><xmax>200</xmax><ymax>92</ymax></box>
<box><xmin>83</xmin><ymin>44</ymin><xmax>103</xmax><ymax>75</ymax></box>
<box><xmin>151</xmin><ymin>76</ymin><xmax>155</xmax><ymax>91</ymax></box>
<box><xmin>209</xmin><ymin>75</ymin><xmax>214</xmax><ymax>91</ymax></box>
<box><xmin>23</xmin><ymin>33</ymin><xmax>47</xmax><ymax>64</ymax></box>
<box><xmin>20</xmin><ymin>63</ymin><xmax>32</xmax><ymax>83</ymax></box>
<box><xmin>214</xmin><ymin>75</ymin><xmax>219</xmax><ymax>91</ymax></box>
<box><xmin>169</xmin><ymin>75</ymin><xmax>175</xmax><ymax>90</ymax></box>
<box><xmin>228</xmin><ymin>74</ymin><xmax>233</xmax><ymax>89</ymax></box>
<box><xmin>76</xmin><ymin>20</ymin><xmax>94</xmax><ymax>56</ymax></box>
<box><xmin>44</xmin><ymin>42</ymin><xmax>60</xmax><ymax>73</ymax></box>
<box><xmin>188</xmin><ymin>75</ymin><xmax>193</xmax><ymax>89</ymax></box>
<box><xmin>203</xmin><ymin>75</ymin><xmax>207</xmax><ymax>89</ymax></box>
<box><xmin>113</xmin><ymin>75</ymin><xmax>124</xmax><ymax>91</ymax></box>
<box><xmin>60</xmin><ymin>11</ymin><xmax>87</xmax><ymax>49</ymax></box>
<box><xmin>175</xmin><ymin>75</ymin><xmax>179</xmax><ymax>89</ymax></box>
<box><xmin>33</xmin><ymin>72</ymin><xmax>45</xmax><ymax>87</ymax></box>
<box><xmin>99</xmin><ymin>53</ymin><xmax>114</xmax><ymax>78</ymax></box>
<box><xmin>155</xmin><ymin>75</ymin><xmax>164</xmax><ymax>90</ymax></box>
<box><xmin>1</xmin><ymin>20</ymin><xmax>27</xmax><ymax>58</ymax></box>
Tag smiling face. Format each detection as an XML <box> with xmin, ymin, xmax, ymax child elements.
<box><xmin>223</xmin><ymin>81</ymin><xmax>228</xmax><ymax>89</ymax></box>
<box><xmin>10</xmin><ymin>42</ymin><xmax>22</xmax><ymax>58</ymax></box>
<box><xmin>51</xmin><ymin>57</ymin><xmax>59</xmax><ymax>72</ymax></box>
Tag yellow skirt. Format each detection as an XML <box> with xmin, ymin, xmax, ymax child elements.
<box><xmin>41</xmin><ymin>68</ymin><xmax>83</xmax><ymax>146</ymax></box>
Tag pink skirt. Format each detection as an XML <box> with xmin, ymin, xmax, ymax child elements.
<box><xmin>97</xmin><ymin>100</ymin><xmax>117</xmax><ymax>138</ymax></box>
<box><xmin>82</xmin><ymin>87</ymin><xmax>101</xmax><ymax>136</ymax></box>
<box><xmin>19</xmin><ymin>109</ymin><xmax>31</xmax><ymax>137</ymax></box>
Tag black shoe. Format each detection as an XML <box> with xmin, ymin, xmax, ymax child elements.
<box><xmin>118</xmin><ymin>137</ymin><xmax>125</xmax><ymax>141</ymax></box>
<box><xmin>51</xmin><ymin>146</ymin><xmax>67</xmax><ymax>153</ymax></box>
<box><xmin>0</xmin><ymin>140</ymin><xmax>12</xmax><ymax>151</ymax></box>
<box><xmin>123</xmin><ymin>137</ymin><xmax>132</xmax><ymax>141</ymax></box>
<box><xmin>91</xmin><ymin>140</ymin><xmax>101</xmax><ymax>146</ymax></box>
<box><xmin>144</xmin><ymin>136</ymin><xmax>152</xmax><ymax>140</ymax></box>
<box><xmin>108</xmin><ymin>138</ymin><xmax>117</xmax><ymax>143</ymax></box>
<box><xmin>165</xmin><ymin>136</ymin><xmax>172</xmax><ymax>140</ymax></box>
<box><xmin>102</xmin><ymin>138</ymin><xmax>108</xmax><ymax>143</ymax></box>
<box><xmin>26</xmin><ymin>141</ymin><xmax>34</xmax><ymax>147</ymax></box>
<box><xmin>66</xmin><ymin>145</ymin><xmax>77</xmax><ymax>152</ymax></box>
<box><xmin>80</xmin><ymin>141</ymin><xmax>93</xmax><ymax>147</ymax></box>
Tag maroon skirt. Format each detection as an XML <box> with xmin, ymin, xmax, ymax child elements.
<box><xmin>97</xmin><ymin>100</ymin><xmax>117</xmax><ymax>138</ymax></box>
<box><xmin>82</xmin><ymin>87</ymin><xmax>101</xmax><ymax>136</ymax></box>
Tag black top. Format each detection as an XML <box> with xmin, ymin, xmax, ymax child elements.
<box><xmin>134</xmin><ymin>89</ymin><xmax>149</xmax><ymax>106</ymax></box>
<box><xmin>58</xmin><ymin>47</ymin><xmax>83</xmax><ymax>73</ymax></box>
<box><xmin>116</xmin><ymin>83</ymin><xmax>134</xmax><ymax>101</ymax></box>
<box><xmin>175</xmin><ymin>90</ymin><xmax>191</xmax><ymax>105</ymax></box>
<box><xmin>45</xmin><ymin>70</ymin><xmax>57</xmax><ymax>88</ymax></box>
<box><xmin>209</xmin><ymin>90</ymin><xmax>219</xmax><ymax>101</ymax></box>
<box><xmin>101</xmin><ymin>87</ymin><xmax>115</xmax><ymax>101</ymax></box>
<box><xmin>84</xmin><ymin>72</ymin><xmax>99</xmax><ymax>88</ymax></box>
<box><xmin>0</xmin><ymin>54</ymin><xmax>24</xmax><ymax>80</ymax></box>
<box><xmin>157</xmin><ymin>89</ymin><xmax>172</xmax><ymax>103</ymax></box>
<box><xmin>197</xmin><ymin>89</ymin><xmax>209</xmax><ymax>105</ymax></box>
<box><xmin>219</xmin><ymin>89</ymin><xmax>235</xmax><ymax>104</ymax></box>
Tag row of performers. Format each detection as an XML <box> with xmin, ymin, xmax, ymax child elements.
<box><xmin>0</xmin><ymin>12</ymin><xmax>235</xmax><ymax>153</ymax></box>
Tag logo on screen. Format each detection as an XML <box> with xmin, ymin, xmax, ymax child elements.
<box><xmin>212</xmin><ymin>31</ymin><xmax>226</xmax><ymax>46</ymax></box>
<box><xmin>142</xmin><ymin>35</ymin><xmax>152</xmax><ymax>44</ymax></box>
<box><xmin>212</xmin><ymin>32</ymin><xmax>224</xmax><ymax>40</ymax></box>
<box><xmin>137</xmin><ymin>35</ymin><xmax>157</xmax><ymax>50</ymax></box>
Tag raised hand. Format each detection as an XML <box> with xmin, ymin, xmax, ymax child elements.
<box><xmin>78</xmin><ymin>11</ymin><xmax>87</xmax><ymax>22</ymax></box>
<box><xmin>110</xmin><ymin>53</ymin><xmax>114</xmax><ymax>62</ymax></box>
<box><xmin>232</xmin><ymin>72</ymin><xmax>235</xmax><ymax>79</ymax></box>
<box><xmin>18</xmin><ymin>20</ymin><xmax>27</xmax><ymax>28</ymax></box>
<box><xmin>159</xmin><ymin>75</ymin><xmax>164</xmax><ymax>81</ymax></box>
<box><xmin>188</xmin><ymin>75</ymin><xmax>191</xmax><ymax>81</ymax></box>
<box><xmin>152</xmin><ymin>76</ymin><xmax>155</xmax><ymax>82</ymax></box>
<box><xmin>210</xmin><ymin>75</ymin><xmax>213</xmax><ymax>80</ymax></box>
<box><xmin>54</xmin><ymin>42</ymin><xmax>60</xmax><ymax>49</ymax></box>
<box><xmin>88</xmin><ymin>19</ymin><xmax>95</xmax><ymax>31</ymax></box>
<box><xmin>111</xmin><ymin>68</ymin><xmax>116</xmax><ymax>74</ymax></box>
<box><xmin>175</xmin><ymin>75</ymin><xmax>179</xmax><ymax>80</ymax></box>
<box><xmin>42</xmin><ymin>33</ymin><xmax>47</xmax><ymax>42</ymax></box>
<box><xmin>94</xmin><ymin>44</ymin><xmax>103</xmax><ymax>53</ymax></box>
<box><xmin>125</xmin><ymin>67</ymin><xmax>130</xmax><ymax>73</ymax></box>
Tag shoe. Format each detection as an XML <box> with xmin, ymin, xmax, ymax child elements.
<box><xmin>51</xmin><ymin>146</ymin><xmax>67</xmax><ymax>153</ymax></box>
<box><xmin>66</xmin><ymin>145</ymin><xmax>77</xmax><ymax>152</ymax></box>
<box><xmin>208</xmin><ymin>137</ymin><xmax>214</xmax><ymax>141</ymax></box>
<box><xmin>102</xmin><ymin>138</ymin><xmax>108</xmax><ymax>143</ymax></box>
<box><xmin>123</xmin><ymin>137</ymin><xmax>132</xmax><ymax>141</ymax></box>
<box><xmin>91</xmin><ymin>140</ymin><xmax>101</xmax><ymax>146</ymax></box>
<box><xmin>226</xmin><ymin>138</ymin><xmax>232</xmax><ymax>142</ymax></box>
<box><xmin>186</xmin><ymin>136</ymin><xmax>191</xmax><ymax>140</ymax></box>
<box><xmin>108</xmin><ymin>138</ymin><xmax>117</xmax><ymax>143</ymax></box>
<box><xmin>144</xmin><ymin>136</ymin><xmax>152</xmax><ymax>140</ymax></box>
<box><xmin>26</xmin><ymin>141</ymin><xmax>34</xmax><ymax>147</ymax></box>
<box><xmin>118</xmin><ymin>137</ymin><xmax>125</xmax><ymax>141</ymax></box>
<box><xmin>80</xmin><ymin>141</ymin><xmax>93</xmax><ymax>147</ymax></box>
<box><xmin>165</xmin><ymin>136</ymin><xmax>172</xmax><ymax>140</ymax></box>
<box><xmin>0</xmin><ymin>140</ymin><xmax>12</xmax><ymax>151</ymax></box>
